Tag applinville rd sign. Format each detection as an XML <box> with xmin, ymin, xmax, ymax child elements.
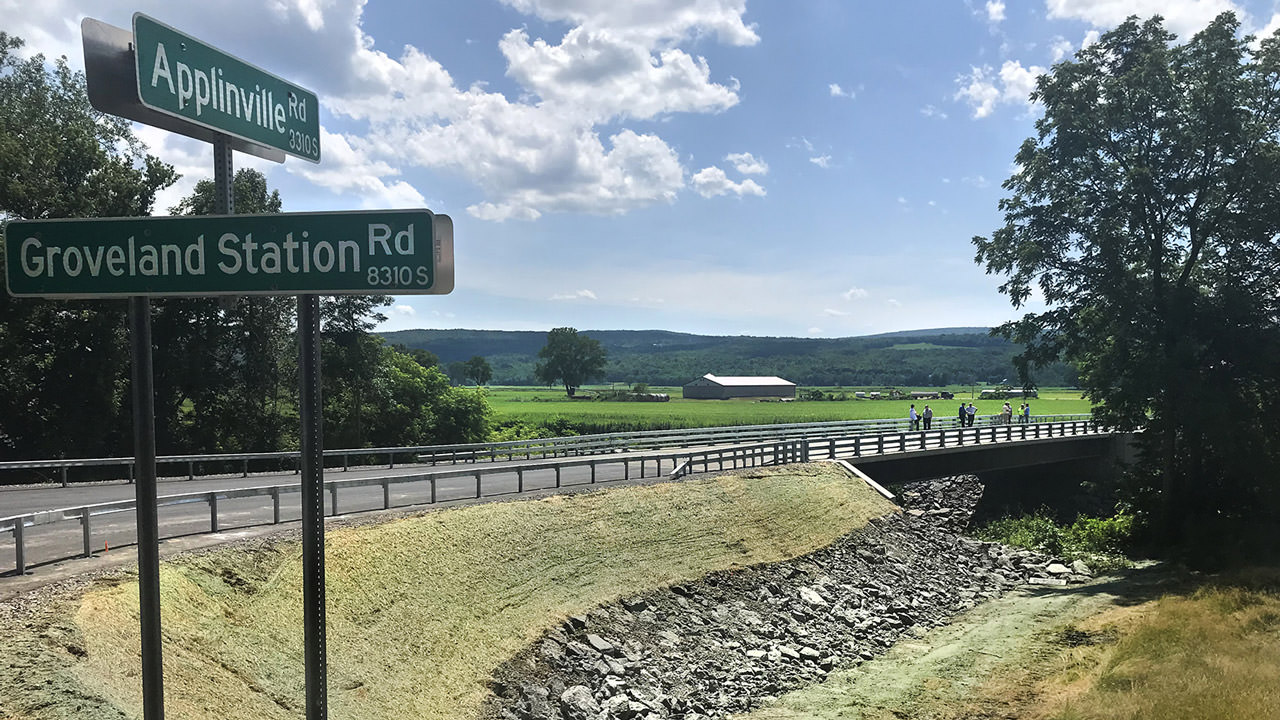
<box><xmin>4</xmin><ymin>210</ymin><xmax>454</xmax><ymax>298</ymax></box>
<box><xmin>134</xmin><ymin>13</ymin><xmax>321</xmax><ymax>163</ymax></box>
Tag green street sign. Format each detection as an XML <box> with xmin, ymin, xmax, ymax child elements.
<box><xmin>133</xmin><ymin>13</ymin><xmax>320</xmax><ymax>163</ymax></box>
<box><xmin>4</xmin><ymin>210</ymin><xmax>453</xmax><ymax>298</ymax></box>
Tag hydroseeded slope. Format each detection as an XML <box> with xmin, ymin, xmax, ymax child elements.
<box><xmin>1</xmin><ymin>463</ymin><xmax>896</xmax><ymax>720</ymax></box>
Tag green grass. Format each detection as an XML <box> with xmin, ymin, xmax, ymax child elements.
<box><xmin>0</xmin><ymin>464</ymin><xmax>896</xmax><ymax>720</ymax></box>
<box><xmin>485</xmin><ymin>385</ymin><xmax>1093</xmax><ymax>433</ymax></box>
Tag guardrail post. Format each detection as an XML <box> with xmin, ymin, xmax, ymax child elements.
<box><xmin>188</xmin><ymin>460</ymin><xmax>195</xmax><ymax>481</ymax></box>
<box><xmin>475</xmin><ymin>472</ymin><xmax>482</xmax><ymax>498</ymax></box>
<box><xmin>272</xmin><ymin>488</ymin><xmax>281</xmax><ymax>524</ymax></box>
<box><xmin>854</xmin><ymin>436</ymin><xmax>861</xmax><ymax>457</ymax></box>
<box><xmin>430</xmin><ymin>477</ymin><xmax>437</xmax><ymax>504</ymax></box>
<box><xmin>589</xmin><ymin>462</ymin><xmax>595</xmax><ymax>484</ymax></box>
<box><xmin>61</xmin><ymin>466</ymin><xmax>68</xmax><ymax>488</ymax></box>
<box><xmin>555</xmin><ymin>466</ymin><xmax>562</xmax><ymax>488</ymax></box>
<box><xmin>14</xmin><ymin>518</ymin><xmax>25</xmax><ymax>575</ymax></box>
<box><xmin>802</xmin><ymin>440</ymin><xmax>810</xmax><ymax>463</ymax></box>
<box><xmin>517</xmin><ymin>468</ymin><xmax>525</xmax><ymax>492</ymax></box>
<box><xmin>940</xmin><ymin>429</ymin><xmax>947</xmax><ymax>448</ymax></box>
<box><xmin>382</xmin><ymin>479</ymin><xmax>391</xmax><ymax>510</ymax></box>
<box><xmin>329</xmin><ymin>483</ymin><xmax>339</xmax><ymax>515</ymax></box>
<box><xmin>389</xmin><ymin>452</ymin><xmax>395</xmax><ymax>469</ymax></box>
<box><xmin>344</xmin><ymin>453</ymin><xmax>350</xmax><ymax>471</ymax></box>
<box><xmin>243</xmin><ymin>459</ymin><xmax>249</xmax><ymax>478</ymax></box>
<box><xmin>209</xmin><ymin>493</ymin><xmax>219</xmax><ymax>532</ymax></box>
<box><xmin>898</xmin><ymin>434</ymin><xmax>905</xmax><ymax>453</ymax></box>
<box><xmin>624</xmin><ymin>460</ymin><xmax>630</xmax><ymax>481</ymax></box>
<box><xmin>81</xmin><ymin>508</ymin><xmax>93</xmax><ymax>558</ymax></box>
<box><xmin>129</xmin><ymin>462</ymin><xmax>135</xmax><ymax>484</ymax></box>
<box><xmin>919</xmin><ymin>432</ymin><xmax>926</xmax><ymax>450</ymax></box>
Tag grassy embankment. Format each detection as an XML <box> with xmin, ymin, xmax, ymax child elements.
<box><xmin>488</xmin><ymin>386</ymin><xmax>1092</xmax><ymax>434</ymax></box>
<box><xmin>737</xmin><ymin>567</ymin><xmax>1280</xmax><ymax>720</ymax></box>
<box><xmin>0</xmin><ymin>464</ymin><xmax>895</xmax><ymax>720</ymax></box>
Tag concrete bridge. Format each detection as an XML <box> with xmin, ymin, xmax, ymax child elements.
<box><xmin>0</xmin><ymin>420</ymin><xmax>1131</xmax><ymax>585</ymax></box>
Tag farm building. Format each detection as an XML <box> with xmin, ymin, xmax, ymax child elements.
<box><xmin>979</xmin><ymin>388</ymin><xmax>1039</xmax><ymax>399</ymax></box>
<box><xmin>682</xmin><ymin>374</ymin><xmax>797</xmax><ymax>400</ymax></box>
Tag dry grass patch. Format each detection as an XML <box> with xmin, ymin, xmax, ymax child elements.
<box><xmin>1</xmin><ymin>463</ymin><xmax>893</xmax><ymax>720</ymax></box>
<box><xmin>1045</xmin><ymin>569</ymin><xmax>1280</xmax><ymax>720</ymax></box>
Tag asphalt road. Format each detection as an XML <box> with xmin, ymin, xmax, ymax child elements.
<box><xmin>0</xmin><ymin>452</ymin><xmax>683</xmax><ymax>579</ymax></box>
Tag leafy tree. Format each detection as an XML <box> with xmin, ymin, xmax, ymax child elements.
<box><xmin>973</xmin><ymin>13</ymin><xmax>1280</xmax><ymax>549</ymax></box>
<box><xmin>0</xmin><ymin>34</ymin><xmax>177</xmax><ymax>459</ymax></box>
<box><xmin>396</xmin><ymin>345</ymin><xmax>440</xmax><ymax>369</ymax></box>
<box><xmin>156</xmin><ymin>169</ymin><xmax>294</xmax><ymax>452</ymax></box>
<box><xmin>364</xmin><ymin>347</ymin><xmax>490</xmax><ymax>446</ymax></box>
<box><xmin>320</xmin><ymin>294</ymin><xmax>391</xmax><ymax>447</ymax></box>
<box><xmin>463</xmin><ymin>355</ymin><xmax>492</xmax><ymax>386</ymax></box>
<box><xmin>534</xmin><ymin>327</ymin><xmax>607</xmax><ymax>397</ymax></box>
<box><xmin>446</xmin><ymin>361</ymin><xmax>468</xmax><ymax>386</ymax></box>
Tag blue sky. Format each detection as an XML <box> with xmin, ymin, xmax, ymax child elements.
<box><xmin>8</xmin><ymin>0</ymin><xmax>1279</xmax><ymax>337</ymax></box>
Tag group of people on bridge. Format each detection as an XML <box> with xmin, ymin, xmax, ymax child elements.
<box><xmin>908</xmin><ymin>401</ymin><xmax>1032</xmax><ymax>430</ymax></box>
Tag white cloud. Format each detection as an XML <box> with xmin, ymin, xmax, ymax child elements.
<box><xmin>1045</xmin><ymin>0</ymin><xmax>1241</xmax><ymax>39</ymax></box>
<box><xmin>828</xmin><ymin>82</ymin><xmax>855</xmax><ymax>98</ymax></box>
<box><xmin>954</xmin><ymin>60</ymin><xmax>1044</xmax><ymax>118</ymax></box>
<box><xmin>499</xmin><ymin>27</ymin><xmax>740</xmax><ymax>122</ymax></box>
<box><xmin>886</xmin><ymin>299</ymin><xmax>902</xmax><ymax>308</ymax></box>
<box><xmin>289</xmin><ymin>130</ymin><xmax>427</xmax><ymax>209</ymax></box>
<box><xmin>986</xmin><ymin>0</ymin><xmax>1006</xmax><ymax>23</ymax></box>
<box><xmin>822</xmin><ymin>308</ymin><xmax>850</xmax><ymax>317</ymax></box>
<box><xmin>921</xmin><ymin>104</ymin><xmax>949</xmax><ymax>119</ymax></box>
<box><xmin>1050</xmin><ymin>37</ymin><xmax>1074</xmax><ymax>63</ymax></box>
<box><xmin>842</xmin><ymin>287</ymin><xmax>868</xmax><ymax>300</ymax></box>
<box><xmin>808</xmin><ymin>327</ymin><xmax>824</xmax><ymax>335</ymax></box>
<box><xmin>1253</xmin><ymin>13</ymin><xmax>1280</xmax><ymax>47</ymax></box>
<box><xmin>962</xmin><ymin>175</ymin><xmax>990</xmax><ymax>188</ymax></box>
<box><xmin>809</xmin><ymin>155</ymin><xmax>832</xmax><ymax>168</ymax></box>
<box><xmin>725</xmin><ymin>151</ymin><xmax>768</xmax><ymax>175</ymax></box>
<box><xmin>393</xmin><ymin>305</ymin><xmax>416</xmax><ymax>316</ymax></box>
<box><xmin>690</xmin><ymin>166</ymin><xmax>766</xmax><ymax>197</ymax></box>
<box><xmin>788</xmin><ymin>137</ymin><xmax>815</xmax><ymax>152</ymax></box>
<box><xmin>498</xmin><ymin>0</ymin><xmax>761</xmax><ymax>47</ymax></box>
<box><xmin>47</xmin><ymin>0</ymin><xmax>759</xmax><ymax>223</ymax></box>
<box><xmin>549</xmin><ymin>289</ymin><xmax>598</xmax><ymax>301</ymax></box>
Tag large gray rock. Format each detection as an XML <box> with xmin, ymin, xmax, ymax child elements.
<box><xmin>559</xmin><ymin>685</ymin><xmax>600</xmax><ymax>720</ymax></box>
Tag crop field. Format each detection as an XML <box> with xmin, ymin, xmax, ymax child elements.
<box><xmin>486</xmin><ymin>386</ymin><xmax>1093</xmax><ymax>433</ymax></box>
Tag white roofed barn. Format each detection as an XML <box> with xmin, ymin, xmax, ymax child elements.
<box><xmin>682</xmin><ymin>374</ymin><xmax>797</xmax><ymax>400</ymax></box>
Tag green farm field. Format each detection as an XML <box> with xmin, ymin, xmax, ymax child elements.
<box><xmin>486</xmin><ymin>386</ymin><xmax>1092</xmax><ymax>433</ymax></box>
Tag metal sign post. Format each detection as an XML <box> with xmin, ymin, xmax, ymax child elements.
<box><xmin>128</xmin><ymin>296</ymin><xmax>164</xmax><ymax>720</ymax></box>
<box><xmin>297</xmin><ymin>294</ymin><xmax>326</xmax><ymax>717</ymax></box>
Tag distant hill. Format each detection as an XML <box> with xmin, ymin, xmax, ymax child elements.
<box><xmin>379</xmin><ymin>328</ymin><xmax>1075</xmax><ymax>387</ymax></box>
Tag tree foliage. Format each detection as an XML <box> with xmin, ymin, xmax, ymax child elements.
<box><xmin>0</xmin><ymin>34</ymin><xmax>177</xmax><ymax>459</ymax></box>
<box><xmin>973</xmin><ymin>13</ymin><xmax>1280</xmax><ymax>547</ymax></box>
<box><xmin>534</xmin><ymin>327</ymin><xmax>607</xmax><ymax>396</ymax></box>
<box><xmin>463</xmin><ymin>355</ymin><xmax>493</xmax><ymax>386</ymax></box>
<box><xmin>157</xmin><ymin>169</ymin><xmax>294</xmax><ymax>452</ymax></box>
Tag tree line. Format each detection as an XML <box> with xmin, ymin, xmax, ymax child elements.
<box><xmin>0</xmin><ymin>34</ymin><xmax>489</xmax><ymax>461</ymax></box>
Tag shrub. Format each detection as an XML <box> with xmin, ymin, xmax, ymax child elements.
<box><xmin>976</xmin><ymin>509</ymin><xmax>1135</xmax><ymax>571</ymax></box>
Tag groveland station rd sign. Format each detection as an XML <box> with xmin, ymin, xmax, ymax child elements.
<box><xmin>4</xmin><ymin>209</ymin><xmax>454</xmax><ymax>298</ymax></box>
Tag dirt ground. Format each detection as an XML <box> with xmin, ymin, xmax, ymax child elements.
<box><xmin>736</xmin><ymin>562</ymin><xmax>1180</xmax><ymax>720</ymax></box>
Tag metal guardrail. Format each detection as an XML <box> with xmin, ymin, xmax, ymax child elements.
<box><xmin>0</xmin><ymin>420</ymin><xmax>1107</xmax><ymax>577</ymax></box>
<box><xmin>0</xmin><ymin>413</ymin><xmax>1092</xmax><ymax>487</ymax></box>
<box><xmin>0</xmin><ymin>438</ymin><xmax>809</xmax><ymax>575</ymax></box>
